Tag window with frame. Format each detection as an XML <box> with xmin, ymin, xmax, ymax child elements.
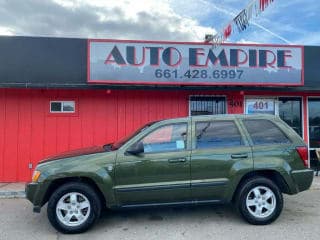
<box><xmin>190</xmin><ymin>96</ymin><xmax>226</xmax><ymax>116</ymax></box>
<box><xmin>141</xmin><ymin>123</ymin><xmax>187</xmax><ymax>153</ymax></box>
<box><xmin>196</xmin><ymin>121</ymin><xmax>243</xmax><ymax>149</ymax></box>
<box><xmin>50</xmin><ymin>101</ymin><xmax>75</xmax><ymax>113</ymax></box>
<box><xmin>243</xmin><ymin>119</ymin><xmax>291</xmax><ymax>145</ymax></box>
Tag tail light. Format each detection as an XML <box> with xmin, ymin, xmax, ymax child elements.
<box><xmin>296</xmin><ymin>146</ymin><xmax>308</xmax><ymax>167</ymax></box>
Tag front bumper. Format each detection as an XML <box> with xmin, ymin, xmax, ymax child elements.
<box><xmin>25</xmin><ymin>182</ymin><xmax>47</xmax><ymax>213</ymax></box>
<box><xmin>290</xmin><ymin>169</ymin><xmax>314</xmax><ymax>193</ymax></box>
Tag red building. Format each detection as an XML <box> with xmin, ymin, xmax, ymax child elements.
<box><xmin>0</xmin><ymin>36</ymin><xmax>319</xmax><ymax>182</ymax></box>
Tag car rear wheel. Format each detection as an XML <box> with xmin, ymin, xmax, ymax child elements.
<box><xmin>235</xmin><ymin>177</ymin><xmax>283</xmax><ymax>225</ymax></box>
<box><xmin>47</xmin><ymin>182</ymin><xmax>101</xmax><ymax>234</ymax></box>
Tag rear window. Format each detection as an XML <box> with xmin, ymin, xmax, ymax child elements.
<box><xmin>243</xmin><ymin>119</ymin><xmax>291</xmax><ymax>145</ymax></box>
<box><xmin>195</xmin><ymin>121</ymin><xmax>243</xmax><ymax>149</ymax></box>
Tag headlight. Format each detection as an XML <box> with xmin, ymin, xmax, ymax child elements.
<box><xmin>32</xmin><ymin>170</ymin><xmax>41</xmax><ymax>182</ymax></box>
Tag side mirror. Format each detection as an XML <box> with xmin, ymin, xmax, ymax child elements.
<box><xmin>126</xmin><ymin>141</ymin><xmax>144</xmax><ymax>156</ymax></box>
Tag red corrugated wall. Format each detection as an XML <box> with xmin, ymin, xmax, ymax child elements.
<box><xmin>0</xmin><ymin>88</ymin><xmax>244</xmax><ymax>182</ymax></box>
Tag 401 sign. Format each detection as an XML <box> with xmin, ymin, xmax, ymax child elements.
<box><xmin>246</xmin><ymin>99</ymin><xmax>275</xmax><ymax>114</ymax></box>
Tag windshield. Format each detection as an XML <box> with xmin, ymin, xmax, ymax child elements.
<box><xmin>111</xmin><ymin>121</ymin><xmax>157</xmax><ymax>150</ymax></box>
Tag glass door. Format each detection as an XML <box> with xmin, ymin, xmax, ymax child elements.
<box><xmin>245</xmin><ymin>97</ymin><xmax>302</xmax><ymax>137</ymax></box>
<box><xmin>308</xmin><ymin>98</ymin><xmax>320</xmax><ymax>169</ymax></box>
<box><xmin>245</xmin><ymin>98</ymin><xmax>276</xmax><ymax>115</ymax></box>
<box><xmin>278</xmin><ymin>97</ymin><xmax>302</xmax><ymax>137</ymax></box>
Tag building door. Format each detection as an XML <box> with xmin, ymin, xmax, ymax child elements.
<box><xmin>189</xmin><ymin>96</ymin><xmax>226</xmax><ymax>116</ymax></box>
<box><xmin>308</xmin><ymin>98</ymin><xmax>320</xmax><ymax>169</ymax></box>
<box><xmin>278</xmin><ymin>97</ymin><xmax>302</xmax><ymax>137</ymax></box>
<box><xmin>245</xmin><ymin>97</ymin><xmax>302</xmax><ymax>137</ymax></box>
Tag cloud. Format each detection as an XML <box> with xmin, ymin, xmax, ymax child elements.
<box><xmin>243</xmin><ymin>0</ymin><xmax>320</xmax><ymax>45</ymax></box>
<box><xmin>295</xmin><ymin>32</ymin><xmax>320</xmax><ymax>46</ymax></box>
<box><xmin>0</xmin><ymin>0</ymin><xmax>318</xmax><ymax>45</ymax></box>
<box><xmin>0</xmin><ymin>0</ymin><xmax>215</xmax><ymax>41</ymax></box>
<box><xmin>236</xmin><ymin>38</ymin><xmax>259</xmax><ymax>44</ymax></box>
<box><xmin>0</xmin><ymin>26</ymin><xmax>14</xmax><ymax>35</ymax></box>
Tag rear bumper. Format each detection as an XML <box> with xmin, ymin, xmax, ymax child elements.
<box><xmin>290</xmin><ymin>169</ymin><xmax>314</xmax><ymax>193</ymax></box>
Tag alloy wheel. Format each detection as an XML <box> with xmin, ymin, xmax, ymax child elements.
<box><xmin>245</xmin><ymin>186</ymin><xmax>276</xmax><ymax>219</ymax></box>
<box><xmin>56</xmin><ymin>192</ymin><xmax>91</xmax><ymax>227</ymax></box>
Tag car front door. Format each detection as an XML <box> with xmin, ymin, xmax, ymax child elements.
<box><xmin>190</xmin><ymin>117</ymin><xmax>253</xmax><ymax>202</ymax></box>
<box><xmin>115</xmin><ymin>120</ymin><xmax>191</xmax><ymax>206</ymax></box>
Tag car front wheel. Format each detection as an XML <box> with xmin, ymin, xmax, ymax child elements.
<box><xmin>236</xmin><ymin>177</ymin><xmax>283</xmax><ymax>225</ymax></box>
<box><xmin>47</xmin><ymin>182</ymin><xmax>101</xmax><ymax>233</ymax></box>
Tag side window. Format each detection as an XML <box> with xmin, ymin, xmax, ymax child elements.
<box><xmin>243</xmin><ymin>119</ymin><xmax>291</xmax><ymax>145</ymax></box>
<box><xmin>141</xmin><ymin>123</ymin><xmax>187</xmax><ymax>153</ymax></box>
<box><xmin>50</xmin><ymin>101</ymin><xmax>75</xmax><ymax>113</ymax></box>
<box><xmin>196</xmin><ymin>121</ymin><xmax>243</xmax><ymax>149</ymax></box>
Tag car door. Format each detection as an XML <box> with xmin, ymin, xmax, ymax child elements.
<box><xmin>114</xmin><ymin>119</ymin><xmax>192</xmax><ymax>206</ymax></box>
<box><xmin>190</xmin><ymin>117</ymin><xmax>253</xmax><ymax>202</ymax></box>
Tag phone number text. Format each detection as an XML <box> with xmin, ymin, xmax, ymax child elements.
<box><xmin>154</xmin><ymin>69</ymin><xmax>244</xmax><ymax>79</ymax></box>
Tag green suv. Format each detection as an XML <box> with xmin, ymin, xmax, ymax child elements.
<box><xmin>26</xmin><ymin>114</ymin><xmax>314</xmax><ymax>233</ymax></box>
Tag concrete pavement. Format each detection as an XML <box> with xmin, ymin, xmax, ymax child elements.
<box><xmin>0</xmin><ymin>187</ymin><xmax>320</xmax><ymax>240</ymax></box>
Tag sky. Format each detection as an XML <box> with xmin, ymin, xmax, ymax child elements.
<box><xmin>0</xmin><ymin>0</ymin><xmax>319</xmax><ymax>45</ymax></box>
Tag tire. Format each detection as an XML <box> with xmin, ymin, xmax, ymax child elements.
<box><xmin>47</xmin><ymin>182</ymin><xmax>101</xmax><ymax>234</ymax></box>
<box><xmin>235</xmin><ymin>177</ymin><xmax>283</xmax><ymax>225</ymax></box>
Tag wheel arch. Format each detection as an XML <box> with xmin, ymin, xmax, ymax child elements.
<box><xmin>42</xmin><ymin>176</ymin><xmax>111</xmax><ymax>208</ymax></box>
<box><xmin>231</xmin><ymin>170</ymin><xmax>290</xmax><ymax>203</ymax></box>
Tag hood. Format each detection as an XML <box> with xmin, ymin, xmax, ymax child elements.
<box><xmin>41</xmin><ymin>145</ymin><xmax>109</xmax><ymax>163</ymax></box>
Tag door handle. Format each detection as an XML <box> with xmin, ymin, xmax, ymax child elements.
<box><xmin>168</xmin><ymin>158</ymin><xmax>187</xmax><ymax>163</ymax></box>
<box><xmin>231</xmin><ymin>154</ymin><xmax>248</xmax><ymax>159</ymax></box>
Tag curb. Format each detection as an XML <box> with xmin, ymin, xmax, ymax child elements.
<box><xmin>0</xmin><ymin>191</ymin><xmax>26</xmax><ymax>199</ymax></box>
<box><xmin>311</xmin><ymin>185</ymin><xmax>320</xmax><ymax>190</ymax></box>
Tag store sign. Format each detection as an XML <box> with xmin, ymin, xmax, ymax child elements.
<box><xmin>87</xmin><ymin>39</ymin><xmax>304</xmax><ymax>86</ymax></box>
<box><xmin>246</xmin><ymin>99</ymin><xmax>275</xmax><ymax>114</ymax></box>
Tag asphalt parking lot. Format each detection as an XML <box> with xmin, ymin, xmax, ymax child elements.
<box><xmin>0</xmin><ymin>187</ymin><xmax>319</xmax><ymax>240</ymax></box>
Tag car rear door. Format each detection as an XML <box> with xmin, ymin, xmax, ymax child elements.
<box><xmin>190</xmin><ymin>116</ymin><xmax>253</xmax><ymax>202</ymax></box>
